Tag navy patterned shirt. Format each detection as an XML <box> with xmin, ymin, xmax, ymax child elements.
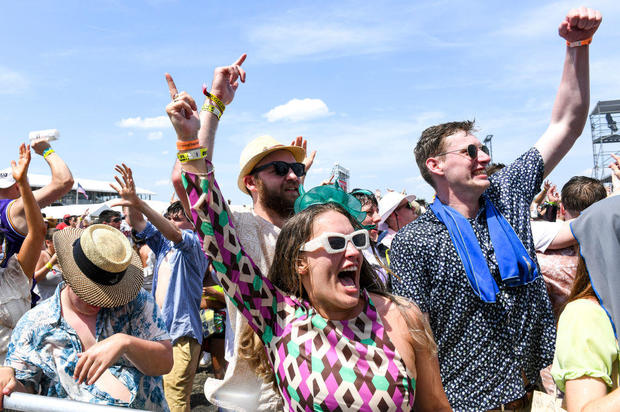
<box><xmin>390</xmin><ymin>148</ymin><xmax>555</xmax><ymax>411</ymax></box>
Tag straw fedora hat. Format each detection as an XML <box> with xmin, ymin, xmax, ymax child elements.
<box><xmin>237</xmin><ymin>135</ymin><xmax>305</xmax><ymax>194</ymax></box>
<box><xmin>54</xmin><ymin>224</ymin><xmax>143</xmax><ymax>308</ymax></box>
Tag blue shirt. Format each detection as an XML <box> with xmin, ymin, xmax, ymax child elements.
<box><xmin>137</xmin><ymin>222</ymin><xmax>208</xmax><ymax>344</ymax></box>
<box><xmin>5</xmin><ymin>283</ymin><xmax>170</xmax><ymax>411</ymax></box>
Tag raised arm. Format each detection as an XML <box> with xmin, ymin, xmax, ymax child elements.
<box><xmin>534</xmin><ymin>7</ymin><xmax>602</xmax><ymax>178</ymax></box>
<box><xmin>13</xmin><ymin>144</ymin><xmax>45</xmax><ymax>279</ymax></box>
<box><xmin>165</xmin><ymin>81</ymin><xmax>288</xmax><ymax>338</ymax></box>
<box><xmin>169</xmin><ymin>54</ymin><xmax>247</xmax><ymax>214</ymax></box>
<box><xmin>110</xmin><ymin>164</ymin><xmax>183</xmax><ymax>244</ymax></box>
<box><xmin>7</xmin><ymin>140</ymin><xmax>74</xmax><ymax>236</ymax></box>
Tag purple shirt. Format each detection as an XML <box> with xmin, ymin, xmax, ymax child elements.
<box><xmin>0</xmin><ymin>199</ymin><xmax>25</xmax><ymax>268</ymax></box>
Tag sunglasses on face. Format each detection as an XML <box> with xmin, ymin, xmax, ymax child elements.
<box><xmin>299</xmin><ymin>229</ymin><xmax>369</xmax><ymax>254</ymax></box>
<box><xmin>111</xmin><ymin>217</ymin><xmax>122</xmax><ymax>223</ymax></box>
<box><xmin>251</xmin><ymin>161</ymin><xmax>306</xmax><ymax>177</ymax></box>
<box><xmin>437</xmin><ymin>144</ymin><xmax>490</xmax><ymax>159</ymax></box>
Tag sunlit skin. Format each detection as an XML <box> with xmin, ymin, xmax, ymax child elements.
<box><xmin>62</xmin><ymin>286</ymin><xmax>101</xmax><ymax>316</ymax></box>
<box><xmin>386</xmin><ymin>199</ymin><xmax>418</xmax><ymax>231</ymax></box>
<box><xmin>167</xmin><ymin>210</ymin><xmax>194</xmax><ymax>231</ymax></box>
<box><xmin>0</xmin><ymin>183</ymin><xmax>20</xmax><ymax>200</ymax></box>
<box><xmin>360</xmin><ymin>203</ymin><xmax>381</xmax><ymax>241</ymax></box>
<box><xmin>249</xmin><ymin>150</ymin><xmax>301</xmax><ymax>205</ymax></box>
<box><xmin>298</xmin><ymin>210</ymin><xmax>365</xmax><ymax>321</ymax></box>
<box><xmin>427</xmin><ymin>130</ymin><xmax>492</xmax><ymax>217</ymax></box>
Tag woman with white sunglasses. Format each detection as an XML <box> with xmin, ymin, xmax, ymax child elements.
<box><xmin>164</xmin><ymin>77</ymin><xmax>450</xmax><ymax>410</ymax></box>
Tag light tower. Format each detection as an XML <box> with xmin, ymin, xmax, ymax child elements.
<box><xmin>590</xmin><ymin>100</ymin><xmax>620</xmax><ymax>181</ymax></box>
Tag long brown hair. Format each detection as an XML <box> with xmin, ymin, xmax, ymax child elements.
<box><xmin>239</xmin><ymin>203</ymin><xmax>436</xmax><ymax>389</ymax></box>
<box><xmin>565</xmin><ymin>253</ymin><xmax>597</xmax><ymax>305</ymax></box>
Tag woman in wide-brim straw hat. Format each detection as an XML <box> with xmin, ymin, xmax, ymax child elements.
<box><xmin>165</xmin><ymin>80</ymin><xmax>451</xmax><ymax>411</ymax></box>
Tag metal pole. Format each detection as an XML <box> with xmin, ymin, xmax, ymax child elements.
<box><xmin>3</xmin><ymin>392</ymin><xmax>145</xmax><ymax>412</ymax></box>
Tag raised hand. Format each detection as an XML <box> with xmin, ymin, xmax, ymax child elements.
<box><xmin>30</xmin><ymin>139</ymin><xmax>51</xmax><ymax>156</ymax></box>
<box><xmin>291</xmin><ymin>136</ymin><xmax>317</xmax><ymax>175</ymax></box>
<box><xmin>109</xmin><ymin>164</ymin><xmax>140</xmax><ymax>208</ymax></box>
<box><xmin>548</xmin><ymin>185</ymin><xmax>560</xmax><ymax>203</ymax></box>
<box><xmin>558</xmin><ymin>7</ymin><xmax>602</xmax><ymax>43</ymax></box>
<box><xmin>11</xmin><ymin>144</ymin><xmax>31</xmax><ymax>184</ymax></box>
<box><xmin>209</xmin><ymin>53</ymin><xmax>247</xmax><ymax>106</ymax></box>
<box><xmin>165</xmin><ymin>74</ymin><xmax>200</xmax><ymax>140</ymax></box>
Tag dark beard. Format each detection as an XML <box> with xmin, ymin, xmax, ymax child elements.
<box><xmin>256</xmin><ymin>177</ymin><xmax>296</xmax><ymax>219</ymax></box>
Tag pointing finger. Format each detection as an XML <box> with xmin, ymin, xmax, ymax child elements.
<box><xmin>233</xmin><ymin>53</ymin><xmax>247</xmax><ymax>67</ymax></box>
<box><xmin>165</xmin><ymin>73</ymin><xmax>179</xmax><ymax>100</ymax></box>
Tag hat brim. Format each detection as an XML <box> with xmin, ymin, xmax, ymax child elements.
<box><xmin>237</xmin><ymin>145</ymin><xmax>306</xmax><ymax>194</ymax></box>
<box><xmin>379</xmin><ymin>194</ymin><xmax>417</xmax><ymax>224</ymax></box>
<box><xmin>54</xmin><ymin>227</ymin><xmax>144</xmax><ymax>308</ymax></box>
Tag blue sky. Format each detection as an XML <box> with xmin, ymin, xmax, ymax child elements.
<box><xmin>1</xmin><ymin>0</ymin><xmax>620</xmax><ymax>205</ymax></box>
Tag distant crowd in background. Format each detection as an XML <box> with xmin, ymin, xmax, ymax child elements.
<box><xmin>1</xmin><ymin>6</ymin><xmax>620</xmax><ymax>412</ymax></box>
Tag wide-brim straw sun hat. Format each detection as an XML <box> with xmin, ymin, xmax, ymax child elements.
<box><xmin>237</xmin><ymin>135</ymin><xmax>305</xmax><ymax>194</ymax></box>
<box><xmin>54</xmin><ymin>224</ymin><xmax>143</xmax><ymax>308</ymax></box>
<box><xmin>378</xmin><ymin>191</ymin><xmax>417</xmax><ymax>225</ymax></box>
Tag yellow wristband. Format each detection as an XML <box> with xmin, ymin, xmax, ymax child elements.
<box><xmin>201</xmin><ymin>103</ymin><xmax>222</xmax><ymax>120</ymax></box>
<box><xmin>43</xmin><ymin>148</ymin><xmax>55</xmax><ymax>159</ymax></box>
<box><xmin>177</xmin><ymin>147</ymin><xmax>208</xmax><ymax>163</ymax></box>
<box><xmin>45</xmin><ymin>262</ymin><xmax>54</xmax><ymax>270</ymax></box>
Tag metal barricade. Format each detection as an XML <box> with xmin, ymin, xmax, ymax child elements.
<box><xmin>4</xmin><ymin>392</ymin><xmax>145</xmax><ymax>411</ymax></box>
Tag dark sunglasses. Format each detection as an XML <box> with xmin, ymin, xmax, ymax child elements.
<box><xmin>111</xmin><ymin>217</ymin><xmax>122</xmax><ymax>223</ymax></box>
<box><xmin>251</xmin><ymin>161</ymin><xmax>306</xmax><ymax>177</ymax></box>
<box><xmin>437</xmin><ymin>144</ymin><xmax>490</xmax><ymax>159</ymax></box>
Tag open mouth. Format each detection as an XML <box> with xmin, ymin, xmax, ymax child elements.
<box><xmin>337</xmin><ymin>267</ymin><xmax>358</xmax><ymax>289</ymax></box>
<box><xmin>472</xmin><ymin>169</ymin><xmax>487</xmax><ymax>177</ymax></box>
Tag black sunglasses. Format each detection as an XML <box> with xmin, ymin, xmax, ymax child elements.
<box><xmin>251</xmin><ymin>161</ymin><xmax>306</xmax><ymax>177</ymax></box>
<box><xmin>437</xmin><ymin>144</ymin><xmax>490</xmax><ymax>159</ymax></box>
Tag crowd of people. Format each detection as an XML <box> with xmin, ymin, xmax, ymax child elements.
<box><xmin>0</xmin><ymin>6</ymin><xmax>618</xmax><ymax>412</ymax></box>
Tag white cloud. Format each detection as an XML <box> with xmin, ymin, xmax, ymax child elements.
<box><xmin>264</xmin><ymin>98</ymin><xmax>330</xmax><ymax>122</ymax></box>
<box><xmin>116</xmin><ymin>115</ymin><xmax>170</xmax><ymax>129</ymax></box>
<box><xmin>148</xmin><ymin>131</ymin><xmax>163</xmax><ymax>140</ymax></box>
<box><xmin>0</xmin><ymin>66</ymin><xmax>28</xmax><ymax>95</ymax></box>
<box><xmin>154</xmin><ymin>179</ymin><xmax>170</xmax><ymax>186</ymax></box>
<box><xmin>161</xmin><ymin>150</ymin><xmax>169</xmax><ymax>155</ymax></box>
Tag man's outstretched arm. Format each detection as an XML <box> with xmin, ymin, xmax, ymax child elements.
<box><xmin>534</xmin><ymin>7</ymin><xmax>602</xmax><ymax>178</ymax></box>
<box><xmin>8</xmin><ymin>140</ymin><xmax>74</xmax><ymax>235</ymax></box>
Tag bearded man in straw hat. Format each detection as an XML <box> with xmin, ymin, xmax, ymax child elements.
<box><xmin>4</xmin><ymin>224</ymin><xmax>173</xmax><ymax>411</ymax></box>
<box><xmin>167</xmin><ymin>55</ymin><xmax>315</xmax><ymax>411</ymax></box>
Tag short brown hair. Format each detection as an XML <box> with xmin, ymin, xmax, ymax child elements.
<box><xmin>414</xmin><ymin>120</ymin><xmax>475</xmax><ymax>187</ymax></box>
<box><xmin>561</xmin><ymin>176</ymin><xmax>606</xmax><ymax>215</ymax></box>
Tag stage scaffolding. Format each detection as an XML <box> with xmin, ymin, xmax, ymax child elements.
<box><xmin>590</xmin><ymin>100</ymin><xmax>620</xmax><ymax>182</ymax></box>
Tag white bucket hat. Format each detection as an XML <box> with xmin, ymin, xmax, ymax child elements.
<box><xmin>0</xmin><ymin>167</ymin><xmax>16</xmax><ymax>189</ymax></box>
<box><xmin>378</xmin><ymin>191</ymin><xmax>417</xmax><ymax>225</ymax></box>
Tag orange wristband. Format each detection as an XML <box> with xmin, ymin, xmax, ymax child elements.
<box><xmin>567</xmin><ymin>38</ymin><xmax>592</xmax><ymax>48</ymax></box>
<box><xmin>176</xmin><ymin>139</ymin><xmax>200</xmax><ymax>151</ymax></box>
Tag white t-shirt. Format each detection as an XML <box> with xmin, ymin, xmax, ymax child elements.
<box><xmin>0</xmin><ymin>255</ymin><xmax>32</xmax><ymax>362</ymax></box>
<box><xmin>531</xmin><ymin>220</ymin><xmax>563</xmax><ymax>253</ymax></box>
